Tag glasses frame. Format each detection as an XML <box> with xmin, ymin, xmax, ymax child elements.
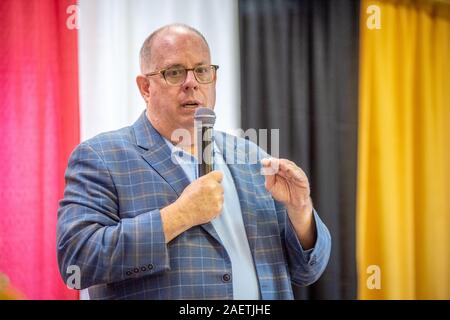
<box><xmin>144</xmin><ymin>64</ymin><xmax>219</xmax><ymax>86</ymax></box>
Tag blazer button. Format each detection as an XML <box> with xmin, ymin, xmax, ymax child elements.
<box><xmin>126</xmin><ymin>271</ymin><xmax>132</xmax><ymax>276</ymax></box>
<box><xmin>222</xmin><ymin>273</ymin><xmax>231</xmax><ymax>282</ymax></box>
<box><xmin>148</xmin><ymin>264</ymin><xmax>154</xmax><ymax>270</ymax></box>
<box><xmin>140</xmin><ymin>266</ymin><xmax>147</xmax><ymax>272</ymax></box>
<box><xmin>134</xmin><ymin>268</ymin><xmax>140</xmax><ymax>273</ymax></box>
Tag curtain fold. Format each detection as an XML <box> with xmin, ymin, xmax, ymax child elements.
<box><xmin>0</xmin><ymin>0</ymin><xmax>79</xmax><ymax>299</ymax></box>
<box><xmin>239</xmin><ymin>0</ymin><xmax>360</xmax><ymax>299</ymax></box>
<box><xmin>357</xmin><ymin>0</ymin><xmax>450</xmax><ymax>299</ymax></box>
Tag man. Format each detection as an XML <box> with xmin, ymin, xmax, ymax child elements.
<box><xmin>57</xmin><ymin>24</ymin><xmax>331</xmax><ymax>300</ymax></box>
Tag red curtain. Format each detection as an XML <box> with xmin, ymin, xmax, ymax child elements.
<box><xmin>0</xmin><ymin>0</ymin><xmax>79</xmax><ymax>299</ymax></box>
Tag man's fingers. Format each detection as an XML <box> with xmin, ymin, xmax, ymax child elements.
<box><xmin>260</xmin><ymin>158</ymin><xmax>272</xmax><ymax>166</ymax></box>
<box><xmin>280</xmin><ymin>169</ymin><xmax>309</xmax><ymax>188</ymax></box>
<box><xmin>265</xmin><ymin>174</ymin><xmax>276</xmax><ymax>191</ymax></box>
<box><xmin>278</xmin><ymin>160</ymin><xmax>306</xmax><ymax>181</ymax></box>
<box><xmin>263</xmin><ymin>159</ymin><xmax>309</xmax><ymax>190</ymax></box>
<box><xmin>207</xmin><ymin>170</ymin><xmax>223</xmax><ymax>182</ymax></box>
<box><xmin>261</xmin><ymin>158</ymin><xmax>308</xmax><ymax>183</ymax></box>
<box><xmin>260</xmin><ymin>158</ymin><xmax>280</xmax><ymax>175</ymax></box>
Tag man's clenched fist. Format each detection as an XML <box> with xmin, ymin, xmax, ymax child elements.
<box><xmin>160</xmin><ymin>170</ymin><xmax>224</xmax><ymax>243</ymax></box>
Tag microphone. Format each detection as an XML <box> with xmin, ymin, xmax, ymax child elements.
<box><xmin>194</xmin><ymin>107</ymin><xmax>216</xmax><ymax>177</ymax></box>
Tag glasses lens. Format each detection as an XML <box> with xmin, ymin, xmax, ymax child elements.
<box><xmin>194</xmin><ymin>65</ymin><xmax>214</xmax><ymax>83</ymax></box>
<box><xmin>164</xmin><ymin>68</ymin><xmax>186</xmax><ymax>85</ymax></box>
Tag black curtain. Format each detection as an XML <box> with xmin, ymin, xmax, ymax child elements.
<box><xmin>239</xmin><ymin>0</ymin><xmax>360</xmax><ymax>299</ymax></box>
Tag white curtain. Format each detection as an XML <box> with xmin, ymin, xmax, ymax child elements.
<box><xmin>78</xmin><ymin>0</ymin><xmax>241</xmax><ymax>141</ymax></box>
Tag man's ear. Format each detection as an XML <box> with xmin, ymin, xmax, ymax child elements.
<box><xmin>136</xmin><ymin>75</ymin><xmax>150</xmax><ymax>102</ymax></box>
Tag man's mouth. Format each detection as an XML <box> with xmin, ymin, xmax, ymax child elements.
<box><xmin>181</xmin><ymin>100</ymin><xmax>201</xmax><ymax>108</ymax></box>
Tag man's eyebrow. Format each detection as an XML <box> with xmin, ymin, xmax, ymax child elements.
<box><xmin>163</xmin><ymin>63</ymin><xmax>185</xmax><ymax>69</ymax></box>
<box><xmin>163</xmin><ymin>62</ymin><xmax>209</xmax><ymax>69</ymax></box>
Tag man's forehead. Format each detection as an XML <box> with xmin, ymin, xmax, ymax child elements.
<box><xmin>150</xmin><ymin>31</ymin><xmax>210</xmax><ymax>66</ymax></box>
<box><xmin>152</xmin><ymin>30</ymin><xmax>207</xmax><ymax>52</ymax></box>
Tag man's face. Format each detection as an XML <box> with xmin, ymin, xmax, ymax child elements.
<box><xmin>144</xmin><ymin>30</ymin><xmax>216</xmax><ymax>140</ymax></box>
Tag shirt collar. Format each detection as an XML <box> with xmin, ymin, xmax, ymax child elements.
<box><xmin>163</xmin><ymin>136</ymin><xmax>222</xmax><ymax>159</ymax></box>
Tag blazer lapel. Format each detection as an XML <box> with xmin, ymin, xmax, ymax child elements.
<box><xmin>132</xmin><ymin>112</ymin><xmax>190</xmax><ymax>196</ymax></box>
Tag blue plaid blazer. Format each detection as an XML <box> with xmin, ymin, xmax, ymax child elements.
<box><xmin>57</xmin><ymin>112</ymin><xmax>331</xmax><ymax>300</ymax></box>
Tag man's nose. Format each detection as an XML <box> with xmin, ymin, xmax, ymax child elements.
<box><xmin>182</xmin><ymin>70</ymin><xmax>199</xmax><ymax>90</ymax></box>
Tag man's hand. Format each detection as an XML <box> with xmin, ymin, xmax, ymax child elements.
<box><xmin>160</xmin><ymin>170</ymin><xmax>224</xmax><ymax>243</ymax></box>
<box><xmin>261</xmin><ymin>158</ymin><xmax>316</xmax><ymax>249</ymax></box>
<box><xmin>175</xmin><ymin>170</ymin><xmax>224</xmax><ymax>226</ymax></box>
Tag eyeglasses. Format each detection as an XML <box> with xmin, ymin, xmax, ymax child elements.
<box><xmin>145</xmin><ymin>64</ymin><xmax>219</xmax><ymax>86</ymax></box>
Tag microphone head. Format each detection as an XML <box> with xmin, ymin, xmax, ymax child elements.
<box><xmin>194</xmin><ymin>107</ymin><xmax>216</xmax><ymax>126</ymax></box>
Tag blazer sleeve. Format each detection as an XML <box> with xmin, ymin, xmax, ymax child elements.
<box><xmin>56</xmin><ymin>142</ymin><xmax>170</xmax><ymax>289</ymax></box>
<box><xmin>275</xmin><ymin>200</ymin><xmax>331</xmax><ymax>286</ymax></box>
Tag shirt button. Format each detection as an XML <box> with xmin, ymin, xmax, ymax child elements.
<box><xmin>222</xmin><ymin>273</ymin><xmax>231</xmax><ymax>282</ymax></box>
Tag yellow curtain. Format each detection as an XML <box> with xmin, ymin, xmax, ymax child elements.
<box><xmin>358</xmin><ymin>0</ymin><xmax>450</xmax><ymax>299</ymax></box>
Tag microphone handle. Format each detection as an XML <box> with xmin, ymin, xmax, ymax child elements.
<box><xmin>199</xmin><ymin>126</ymin><xmax>214</xmax><ymax>177</ymax></box>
